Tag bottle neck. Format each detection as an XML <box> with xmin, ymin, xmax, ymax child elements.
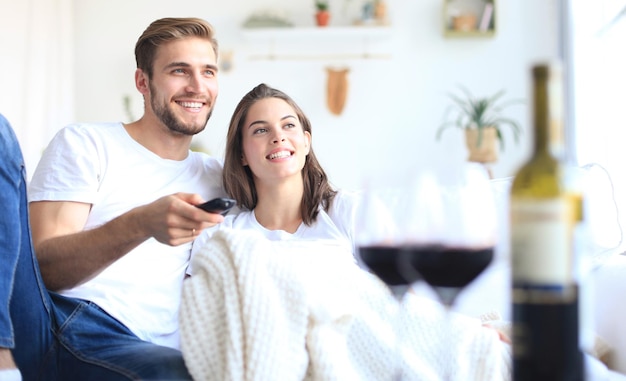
<box><xmin>533</xmin><ymin>64</ymin><xmax>565</xmax><ymax>158</ymax></box>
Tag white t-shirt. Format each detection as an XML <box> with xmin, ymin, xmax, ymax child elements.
<box><xmin>189</xmin><ymin>190</ymin><xmax>361</xmax><ymax>274</ymax></box>
<box><xmin>28</xmin><ymin>122</ymin><xmax>226</xmax><ymax>348</ymax></box>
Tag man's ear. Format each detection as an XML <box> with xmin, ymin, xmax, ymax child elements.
<box><xmin>135</xmin><ymin>69</ymin><xmax>149</xmax><ymax>95</ymax></box>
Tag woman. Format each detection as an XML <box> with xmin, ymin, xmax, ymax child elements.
<box><xmin>190</xmin><ymin>83</ymin><xmax>358</xmax><ymax>261</ymax></box>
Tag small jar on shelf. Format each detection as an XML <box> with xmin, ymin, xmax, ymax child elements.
<box><xmin>443</xmin><ymin>0</ymin><xmax>496</xmax><ymax>38</ymax></box>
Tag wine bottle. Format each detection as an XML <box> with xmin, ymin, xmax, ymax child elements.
<box><xmin>510</xmin><ymin>63</ymin><xmax>584</xmax><ymax>381</ymax></box>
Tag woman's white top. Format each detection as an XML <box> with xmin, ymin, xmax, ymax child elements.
<box><xmin>189</xmin><ymin>190</ymin><xmax>361</xmax><ymax>274</ymax></box>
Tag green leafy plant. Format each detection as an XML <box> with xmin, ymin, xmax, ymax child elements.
<box><xmin>315</xmin><ymin>0</ymin><xmax>329</xmax><ymax>11</ymax></box>
<box><xmin>122</xmin><ymin>94</ymin><xmax>135</xmax><ymax>122</ymax></box>
<box><xmin>436</xmin><ymin>86</ymin><xmax>523</xmax><ymax>151</ymax></box>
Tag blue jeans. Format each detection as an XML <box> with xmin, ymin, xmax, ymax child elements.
<box><xmin>0</xmin><ymin>115</ymin><xmax>192</xmax><ymax>380</ymax></box>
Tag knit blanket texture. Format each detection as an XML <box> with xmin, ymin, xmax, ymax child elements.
<box><xmin>180</xmin><ymin>228</ymin><xmax>510</xmax><ymax>381</ymax></box>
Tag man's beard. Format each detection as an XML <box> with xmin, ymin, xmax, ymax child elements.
<box><xmin>150</xmin><ymin>86</ymin><xmax>212</xmax><ymax>136</ymax></box>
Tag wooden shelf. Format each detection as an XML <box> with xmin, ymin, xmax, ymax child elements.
<box><xmin>240</xmin><ymin>25</ymin><xmax>393</xmax><ymax>61</ymax></box>
<box><xmin>240</xmin><ymin>25</ymin><xmax>393</xmax><ymax>41</ymax></box>
<box><xmin>443</xmin><ymin>0</ymin><xmax>496</xmax><ymax>38</ymax></box>
<box><xmin>444</xmin><ymin>30</ymin><xmax>496</xmax><ymax>38</ymax></box>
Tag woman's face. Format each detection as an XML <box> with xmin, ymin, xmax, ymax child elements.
<box><xmin>241</xmin><ymin>97</ymin><xmax>311</xmax><ymax>184</ymax></box>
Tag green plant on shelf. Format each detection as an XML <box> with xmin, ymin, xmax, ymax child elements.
<box><xmin>436</xmin><ymin>86</ymin><xmax>524</xmax><ymax>151</ymax></box>
<box><xmin>315</xmin><ymin>0</ymin><xmax>329</xmax><ymax>11</ymax></box>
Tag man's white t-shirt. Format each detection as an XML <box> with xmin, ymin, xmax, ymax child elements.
<box><xmin>28</xmin><ymin>122</ymin><xmax>226</xmax><ymax>349</ymax></box>
<box><xmin>189</xmin><ymin>190</ymin><xmax>361</xmax><ymax>273</ymax></box>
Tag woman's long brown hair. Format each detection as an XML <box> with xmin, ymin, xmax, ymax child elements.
<box><xmin>223</xmin><ymin>83</ymin><xmax>337</xmax><ymax>225</ymax></box>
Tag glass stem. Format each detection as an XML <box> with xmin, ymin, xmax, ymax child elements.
<box><xmin>435</xmin><ymin>287</ymin><xmax>459</xmax><ymax>381</ymax></box>
<box><xmin>390</xmin><ymin>285</ymin><xmax>410</xmax><ymax>301</ymax></box>
<box><xmin>393</xmin><ymin>292</ymin><xmax>406</xmax><ymax>381</ymax></box>
<box><xmin>442</xmin><ymin>303</ymin><xmax>454</xmax><ymax>381</ymax></box>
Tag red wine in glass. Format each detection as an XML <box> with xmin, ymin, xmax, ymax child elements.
<box><xmin>358</xmin><ymin>245</ymin><xmax>414</xmax><ymax>300</ymax></box>
<box><xmin>405</xmin><ymin>245</ymin><xmax>494</xmax><ymax>307</ymax></box>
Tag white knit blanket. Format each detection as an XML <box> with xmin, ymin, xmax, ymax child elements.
<box><xmin>180</xmin><ymin>228</ymin><xmax>511</xmax><ymax>381</ymax></box>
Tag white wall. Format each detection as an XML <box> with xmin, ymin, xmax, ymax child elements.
<box><xmin>69</xmin><ymin>0</ymin><xmax>558</xmax><ymax>190</ymax></box>
<box><xmin>0</xmin><ymin>0</ymin><xmax>75</xmax><ymax>177</ymax></box>
<box><xmin>0</xmin><ymin>0</ymin><xmax>558</xmax><ymax>188</ymax></box>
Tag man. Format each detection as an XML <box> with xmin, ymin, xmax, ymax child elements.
<box><xmin>0</xmin><ymin>17</ymin><xmax>226</xmax><ymax>380</ymax></box>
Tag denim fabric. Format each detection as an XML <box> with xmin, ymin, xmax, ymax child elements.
<box><xmin>0</xmin><ymin>115</ymin><xmax>191</xmax><ymax>380</ymax></box>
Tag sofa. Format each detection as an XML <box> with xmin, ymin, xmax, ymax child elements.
<box><xmin>421</xmin><ymin>163</ymin><xmax>626</xmax><ymax>375</ymax></box>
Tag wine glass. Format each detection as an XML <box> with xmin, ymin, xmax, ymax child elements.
<box><xmin>355</xmin><ymin>183</ymin><xmax>409</xmax><ymax>301</ymax></box>
<box><xmin>354</xmin><ymin>180</ymin><xmax>413</xmax><ymax>380</ymax></box>
<box><xmin>402</xmin><ymin>163</ymin><xmax>498</xmax><ymax>380</ymax></box>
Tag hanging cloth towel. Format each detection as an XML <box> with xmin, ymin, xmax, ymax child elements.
<box><xmin>326</xmin><ymin>67</ymin><xmax>350</xmax><ymax>116</ymax></box>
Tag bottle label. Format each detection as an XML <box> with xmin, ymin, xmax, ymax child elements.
<box><xmin>511</xmin><ymin>198</ymin><xmax>572</xmax><ymax>284</ymax></box>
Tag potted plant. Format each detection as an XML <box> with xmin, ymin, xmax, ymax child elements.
<box><xmin>436</xmin><ymin>86</ymin><xmax>523</xmax><ymax>163</ymax></box>
<box><xmin>315</xmin><ymin>0</ymin><xmax>330</xmax><ymax>26</ymax></box>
